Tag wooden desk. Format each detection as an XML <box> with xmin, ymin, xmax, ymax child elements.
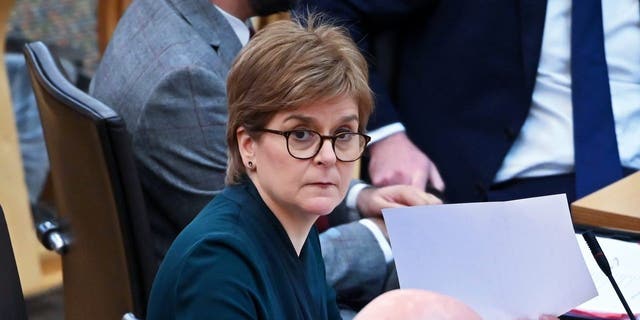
<box><xmin>1</xmin><ymin>0</ymin><xmax>62</xmax><ymax>297</ymax></box>
<box><xmin>571</xmin><ymin>171</ymin><xmax>640</xmax><ymax>234</ymax></box>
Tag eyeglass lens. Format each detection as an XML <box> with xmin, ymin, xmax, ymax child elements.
<box><xmin>287</xmin><ymin>130</ymin><xmax>366</xmax><ymax>161</ymax></box>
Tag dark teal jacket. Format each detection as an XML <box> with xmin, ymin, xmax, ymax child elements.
<box><xmin>147</xmin><ymin>179</ymin><xmax>341</xmax><ymax>319</ymax></box>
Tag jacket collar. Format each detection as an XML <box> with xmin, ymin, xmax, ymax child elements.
<box><xmin>165</xmin><ymin>0</ymin><xmax>243</xmax><ymax>66</ymax></box>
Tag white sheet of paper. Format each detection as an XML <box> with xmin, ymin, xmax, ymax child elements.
<box><xmin>576</xmin><ymin>235</ymin><xmax>640</xmax><ymax>314</ymax></box>
<box><xmin>382</xmin><ymin>194</ymin><xmax>597</xmax><ymax>320</ymax></box>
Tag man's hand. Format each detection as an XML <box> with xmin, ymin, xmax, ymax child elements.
<box><xmin>356</xmin><ymin>184</ymin><xmax>442</xmax><ymax>218</ymax></box>
<box><xmin>368</xmin><ymin>132</ymin><xmax>445</xmax><ymax>191</ymax></box>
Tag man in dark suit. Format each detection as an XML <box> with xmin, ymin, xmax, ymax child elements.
<box><xmin>298</xmin><ymin>0</ymin><xmax>639</xmax><ymax>204</ymax></box>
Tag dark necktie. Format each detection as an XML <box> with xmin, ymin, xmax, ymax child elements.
<box><xmin>571</xmin><ymin>0</ymin><xmax>622</xmax><ymax>198</ymax></box>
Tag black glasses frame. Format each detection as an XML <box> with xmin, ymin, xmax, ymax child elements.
<box><xmin>255</xmin><ymin>128</ymin><xmax>371</xmax><ymax>162</ymax></box>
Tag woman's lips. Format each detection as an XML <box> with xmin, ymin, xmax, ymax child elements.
<box><xmin>308</xmin><ymin>182</ymin><xmax>336</xmax><ymax>187</ymax></box>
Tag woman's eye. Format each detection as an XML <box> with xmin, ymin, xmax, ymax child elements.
<box><xmin>291</xmin><ymin>130</ymin><xmax>313</xmax><ymax>140</ymax></box>
<box><xmin>335</xmin><ymin>127</ymin><xmax>355</xmax><ymax>135</ymax></box>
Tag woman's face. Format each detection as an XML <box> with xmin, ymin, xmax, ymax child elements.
<box><xmin>241</xmin><ymin>96</ymin><xmax>359</xmax><ymax>221</ymax></box>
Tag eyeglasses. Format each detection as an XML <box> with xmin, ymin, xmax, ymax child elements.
<box><xmin>255</xmin><ymin>128</ymin><xmax>371</xmax><ymax>162</ymax></box>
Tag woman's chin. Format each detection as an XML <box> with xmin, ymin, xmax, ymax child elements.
<box><xmin>302</xmin><ymin>197</ymin><xmax>341</xmax><ymax>217</ymax></box>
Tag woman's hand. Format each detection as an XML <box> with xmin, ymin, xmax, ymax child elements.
<box><xmin>356</xmin><ymin>184</ymin><xmax>442</xmax><ymax>218</ymax></box>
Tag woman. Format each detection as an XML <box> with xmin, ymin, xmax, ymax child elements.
<box><xmin>147</xmin><ymin>16</ymin><xmax>372</xmax><ymax>320</ymax></box>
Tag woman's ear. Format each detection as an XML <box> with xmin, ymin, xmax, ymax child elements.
<box><xmin>236</xmin><ymin>126</ymin><xmax>256</xmax><ymax>163</ymax></box>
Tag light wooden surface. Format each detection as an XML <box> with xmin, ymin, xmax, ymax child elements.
<box><xmin>571</xmin><ymin>171</ymin><xmax>640</xmax><ymax>233</ymax></box>
<box><xmin>1</xmin><ymin>0</ymin><xmax>62</xmax><ymax>297</ymax></box>
<box><xmin>97</xmin><ymin>0</ymin><xmax>132</xmax><ymax>54</ymax></box>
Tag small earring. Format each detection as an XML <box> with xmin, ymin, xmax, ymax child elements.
<box><xmin>247</xmin><ymin>161</ymin><xmax>254</xmax><ymax>169</ymax></box>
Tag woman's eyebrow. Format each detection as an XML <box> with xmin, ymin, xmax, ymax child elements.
<box><xmin>283</xmin><ymin>114</ymin><xmax>359</xmax><ymax>124</ymax></box>
<box><xmin>283</xmin><ymin>114</ymin><xmax>314</xmax><ymax>124</ymax></box>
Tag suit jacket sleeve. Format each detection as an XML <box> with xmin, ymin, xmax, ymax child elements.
<box><xmin>320</xmin><ymin>221</ymin><xmax>388</xmax><ymax>310</ymax></box>
<box><xmin>296</xmin><ymin>0</ymin><xmax>435</xmax><ymax>131</ymax></box>
<box><xmin>135</xmin><ymin>65</ymin><xmax>228</xmax><ymax>230</ymax></box>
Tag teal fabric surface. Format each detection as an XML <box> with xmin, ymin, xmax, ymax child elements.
<box><xmin>147</xmin><ymin>179</ymin><xmax>341</xmax><ymax>320</ymax></box>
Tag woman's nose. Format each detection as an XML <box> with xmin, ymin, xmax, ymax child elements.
<box><xmin>314</xmin><ymin>138</ymin><xmax>337</xmax><ymax>165</ymax></box>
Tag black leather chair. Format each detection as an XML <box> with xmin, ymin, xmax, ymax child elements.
<box><xmin>0</xmin><ymin>205</ymin><xmax>28</xmax><ymax>320</ymax></box>
<box><xmin>23</xmin><ymin>41</ymin><xmax>155</xmax><ymax>320</ymax></box>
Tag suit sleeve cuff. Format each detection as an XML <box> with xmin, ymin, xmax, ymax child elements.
<box><xmin>367</xmin><ymin>122</ymin><xmax>405</xmax><ymax>144</ymax></box>
<box><xmin>346</xmin><ymin>182</ymin><xmax>369</xmax><ymax>210</ymax></box>
<box><xmin>358</xmin><ymin>219</ymin><xmax>393</xmax><ymax>263</ymax></box>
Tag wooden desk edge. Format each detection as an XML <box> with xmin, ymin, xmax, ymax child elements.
<box><xmin>571</xmin><ymin>203</ymin><xmax>640</xmax><ymax>234</ymax></box>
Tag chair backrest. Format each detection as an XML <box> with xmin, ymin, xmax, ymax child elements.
<box><xmin>23</xmin><ymin>41</ymin><xmax>155</xmax><ymax>320</ymax></box>
<box><xmin>0</xmin><ymin>205</ymin><xmax>28</xmax><ymax>320</ymax></box>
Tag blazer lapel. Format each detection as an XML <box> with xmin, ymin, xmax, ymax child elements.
<box><xmin>165</xmin><ymin>0</ymin><xmax>243</xmax><ymax>67</ymax></box>
<box><xmin>518</xmin><ymin>0</ymin><xmax>548</xmax><ymax>95</ymax></box>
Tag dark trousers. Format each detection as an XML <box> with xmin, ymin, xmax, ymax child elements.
<box><xmin>488</xmin><ymin>168</ymin><xmax>637</xmax><ymax>203</ymax></box>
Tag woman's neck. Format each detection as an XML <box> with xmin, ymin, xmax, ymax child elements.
<box><xmin>278</xmin><ymin>214</ymin><xmax>316</xmax><ymax>256</ymax></box>
<box><xmin>250</xmin><ymin>179</ymin><xmax>317</xmax><ymax>256</ymax></box>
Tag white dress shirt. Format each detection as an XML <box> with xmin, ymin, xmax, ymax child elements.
<box><xmin>216</xmin><ymin>6</ymin><xmax>250</xmax><ymax>47</ymax></box>
<box><xmin>494</xmin><ymin>0</ymin><xmax>640</xmax><ymax>182</ymax></box>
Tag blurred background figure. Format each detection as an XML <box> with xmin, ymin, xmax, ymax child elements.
<box><xmin>6</xmin><ymin>0</ymin><xmax>96</xmax><ymax>216</ymax></box>
<box><xmin>4</xmin><ymin>1</ymin><xmax>100</xmax><ymax>319</ymax></box>
<box><xmin>9</xmin><ymin>0</ymin><xmax>99</xmax><ymax>80</ymax></box>
<box><xmin>5</xmin><ymin>44</ymin><xmax>48</xmax><ymax>208</ymax></box>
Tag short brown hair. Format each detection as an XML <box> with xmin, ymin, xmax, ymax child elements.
<box><xmin>225</xmin><ymin>15</ymin><xmax>373</xmax><ymax>185</ymax></box>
